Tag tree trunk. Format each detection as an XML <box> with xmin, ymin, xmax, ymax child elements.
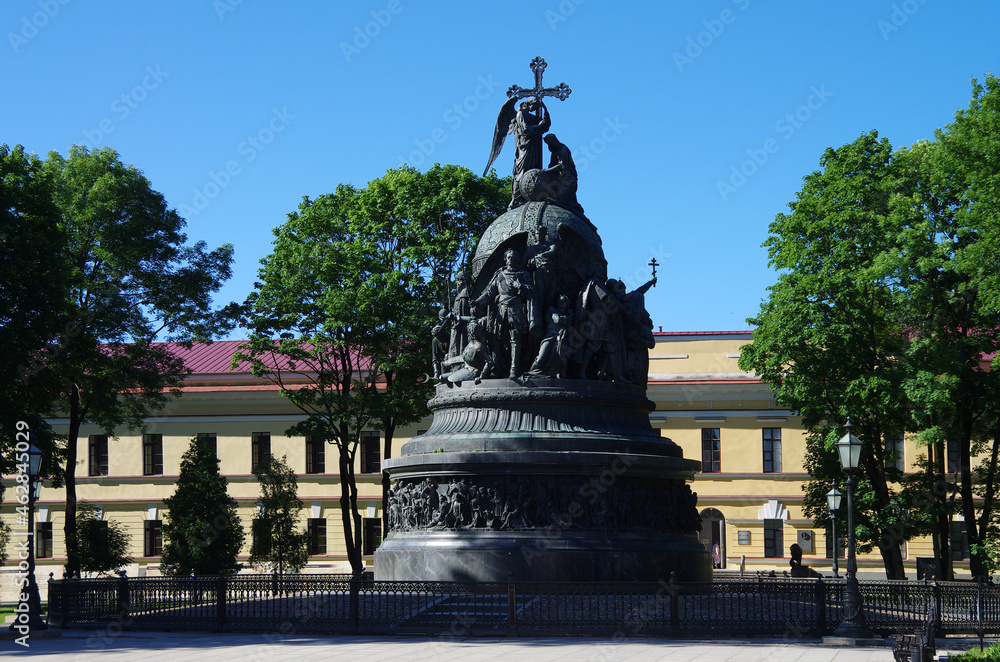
<box><xmin>960</xmin><ymin>422</ymin><xmax>985</xmax><ymax>578</ymax></box>
<box><xmin>977</xmin><ymin>426</ymin><xmax>1000</xmax><ymax>571</ymax></box>
<box><xmin>861</xmin><ymin>430</ymin><xmax>906</xmax><ymax>579</ymax></box>
<box><xmin>930</xmin><ymin>440</ymin><xmax>954</xmax><ymax>580</ymax></box>
<box><xmin>349</xmin><ymin>458</ymin><xmax>363</xmax><ymax>576</ymax></box>
<box><xmin>877</xmin><ymin>538</ymin><xmax>906</xmax><ymax>580</ymax></box>
<box><xmin>381</xmin><ymin>414</ymin><xmax>396</xmax><ymax>539</ymax></box>
<box><xmin>954</xmin><ymin>325</ymin><xmax>987</xmax><ymax>578</ymax></box>
<box><xmin>63</xmin><ymin>384</ymin><xmax>81</xmax><ymax>578</ymax></box>
<box><xmin>338</xmin><ymin>443</ymin><xmax>363</xmax><ymax>576</ymax></box>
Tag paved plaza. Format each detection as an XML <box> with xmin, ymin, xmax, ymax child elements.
<box><xmin>3</xmin><ymin>631</ymin><xmax>988</xmax><ymax>661</ymax></box>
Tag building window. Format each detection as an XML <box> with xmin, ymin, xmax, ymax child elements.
<box><xmin>308</xmin><ymin>518</ymin><xmax>327</xmax><ymax>555</ymax></box>
<box><xmin>764</xmin><ymin>519</ymin><xmax>784</xmax><ymax>558</ymax></box>
<box><xmin>144</xmin><ymin>520</ymin><xmax>163</xmax><ymax>557</ymax></box>
<box><xmin>36</xmin><ymin>522</ymin><xmax>53</xmax><ymax>558</ymax></box>
<box><xmin>305</xmin><ymin>436</ymin><xmax>325</xmax><ymax>474</ymax></box>
<box><xmin>93</xmin><ymin>520</ymin><xmax>110</xmax><ymax>549</ymax></box>
<box><xmin>762</xmin><ymin>428</ymin><xmax>782</xmax><ymax>473</ymax></box>
<box><xmin>360</xmin><ymin>433</ymin><xmax>381</xmax><ymax>474</ymax></box>
<box><xmin>89</xmin><ymin>434</ymin><xmax>109</xmax><ymax>476</ymax></box>
<box><xmin>947</xmin><ymin>439</ymin><xmax>960</xmax><ymax>474</ymax></box>
<box><xmin>252</xmin><ymin>519</ymin><xmax>271</xmax><ymax>556</ymax></box>
<box><xmin>950</xmin><ymin>520</ymin><xmax>970</xmax><ymax>561</ymax></box>
<box><xmin>252</xmin><ymin>432</ymin><xmax>271</xmax><ymax>473</ymax></box>
<box><xmin>363</xmin><ymin>517</ymin><xmax>382</xmax><ymax>555</ymax></box>
<box><xmin>701</xmin><ymin>428</ymin><xmax>720</xmax><ymax>473</ymax></box>
<box><xmin>197</xmin><ymin>432</ymin><xmax>217</xmax><ymax>459</ymax></box>
<box><xmin>143</xmin><ymin>434</ymin><xmax>163</xmax><ymax>476</ymax></box>
<box><xmin>886</xmin><ymin>434</ymin><xmax>905</xmax><ymax>472</ymax></box>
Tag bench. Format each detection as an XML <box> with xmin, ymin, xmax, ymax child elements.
<box><xmin>892</xmin><ymin>606</ymin><xmax>936</xmax><ymax>662</ymax></box>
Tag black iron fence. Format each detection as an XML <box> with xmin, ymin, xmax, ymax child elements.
<box><xmin>46</xmin><ymin>574</ymin><xmax>1000</xmax><ymax>638</ymax></box>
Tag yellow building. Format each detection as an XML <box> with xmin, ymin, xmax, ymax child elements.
<box><xmin>0</xmin><ymin>332</ymin><xmax>963</xmax><ymax>602</ymax></box>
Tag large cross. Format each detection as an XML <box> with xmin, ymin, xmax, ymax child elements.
<box><xmin>506</xmin><ymin>56</ymin><xmax>571</xmax><ymax>103</ymax></box>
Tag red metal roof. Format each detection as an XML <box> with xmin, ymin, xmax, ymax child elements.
<box><xmin>163</xmin><ymin>340</ymin><xmax>249</xmax><ymax>375</ymax></box>
<box><xmin>158</xmin><ymin>340</ymin><xmax>375</xmax><ymax>377</ymax></box>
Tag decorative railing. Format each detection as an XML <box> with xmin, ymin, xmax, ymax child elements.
<box><xmin>47</xmin><ymin>574</ymin><xmax>1000</xmax><ymax>638</ymax></box>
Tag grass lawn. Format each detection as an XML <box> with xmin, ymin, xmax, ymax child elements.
<box><xmin>950</xmin><ymin>643</ymin><xmax>1000</xmax><ymax>660</ymax></box>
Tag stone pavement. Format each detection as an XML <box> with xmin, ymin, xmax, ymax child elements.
<box><xmin>2</xmin><ymin>631</ymin><xmax>989</xmax><ymax>661</ymax></box>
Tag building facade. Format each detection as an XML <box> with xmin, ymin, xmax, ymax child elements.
<box><xmin>0</xmin><ymin>332</ymin><xmax>962</xmax><ymax>601</ymax></box>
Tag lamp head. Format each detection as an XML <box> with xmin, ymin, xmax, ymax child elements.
<box><xmin>27</xmin><ymin>443</ymin><xmax>43</xmax><ymax>477</ymax></box>
<box><xmin>837</xmin><ymin>418</ymin><xmax>863</xmax><ymax>473</ymax></box>
<box><xmin>826</xmin><ymin>486</ymin><xmax>843</xmax><ymax>512</ymax></box>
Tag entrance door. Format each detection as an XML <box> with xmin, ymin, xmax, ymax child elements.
<box><xmin>700</xmin><ymin>508</ymin><xmax>726</xmax><ymax>569</ymax></box>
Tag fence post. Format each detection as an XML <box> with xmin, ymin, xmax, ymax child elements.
<box><xmin>932</xmin><ymin>580</ymin><xmax>942</xmax><ymax>639</ymax></box>
<box><xmin>815</xmin><ymin>576</ymin><xmax>826</xmax><ymax>635</ymax></box>
<box><xmin>350</xmin><ymin>576</ymin><xmax>360</xmax><ymax>634</ymax></box>
<box><xmin>116</xmin><ymin>570</ymin><xmax>130</xmax><ymax>628</ymax></box>
<box><xmin>669</xmin><ymin>571</ymin><xmax>679</xmax><ymax>635</ymax></box>
<box><xmin>47</xmin><ymin>576</ymin><xmax>62</xmax><ymax>628</ymax></box>
<box><xmin>507</xmin><ymin>581</ymin><xmax>517</xmax><ymax>633</ymax></box>
<box><xmin>217</xmin><ymin>572</ymin><xmax>227</xmax><ymax>632</ymax></box>
<box><xmin>978</xmin><ymin>577</ymin><xmax>984</xmax><ymax>649</ymax></box>
<box><xmin>62</xmin><ymin>574</ymin><xmax>71</xmax><ymax>627</ymax></box>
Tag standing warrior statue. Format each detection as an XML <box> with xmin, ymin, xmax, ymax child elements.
<box><xmin>474</xmin><ymin>248</ymin><xmax>535</xmax><ymax>380</ymax></box>
<box><xmin>483</xmin><ymin>57</ymin><xmax>572</xmax><ymax>209</ymax></box>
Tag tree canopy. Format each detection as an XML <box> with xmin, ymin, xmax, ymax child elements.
<box><xmin>742</xmin><ymin>75</ymin><xmax>1000</xmax><ymax>579</ymax></box>
<box><xmin>0</xmin><ymin>145</ymin><xmax>69</xmax><ymax>486</ymax></box>
<box><xmin>236</xmin><ymin>164</ymin><xmax>508</xmax><ymax>574</ymax></box>
<box><xmin>740</xmin><ymin>130</ymin><xmax>915</xmax><ymax>578</ymax></box>
<box><xmin>30</xmin><ymin>145</ymin><xmax>237</xmax><ymax>577</ymax></box>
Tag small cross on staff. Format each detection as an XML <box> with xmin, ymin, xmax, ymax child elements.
<box><xmin>648</xmin><ymin>257</ymin><xmax>659</xmax><ymax>286</ymax></box>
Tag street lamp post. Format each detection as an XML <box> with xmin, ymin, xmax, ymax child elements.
<box><xmin>10</xmin><ymin>443</ymin><xmax>48</xmax><ymax>632</ymax></box>
<box><xmin>834</xmin><ymin>419</ymin><xmax>875</xmax><ymax>639</ymax></box>
<box><xmin>826</xmin><ymin>486</ymin><xmax>842</xmax><ymax>577</ymax></box>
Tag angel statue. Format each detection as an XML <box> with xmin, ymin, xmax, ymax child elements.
<box><xmin>483</xmin><ymin>57</ymin><xmax>571</xmax><ymax>210</ymax></box>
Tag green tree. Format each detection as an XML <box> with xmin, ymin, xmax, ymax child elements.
<box><xmin>897</xmin><ymin>76</ymin><xmax>1000</xmax><ymax>577</ymax></box>
<box><xmin>0</xmin><ymin>145</ymin><xmax>70</xmax><ymax>502</ymax></box>
<box><xmin>161</xmin><ymin>435</ymin><xmax>245</xmax><ymax>575</ymax></box>
<box><xmin>250</xmin><ymin>453</ymin><xmax>308</xmax><ymax>574</ymax></box>
<box><xmin>35</xmin><ymin>145</ymin><xmax>235</xmax><ymax>578</ymax></box>
<box><xmin>740</xmin><ymin>131</ymin><xmax>916</xmax><ymax>579</ymax></box>
<box><xmin>353</xmin><ymin>165</ymin><xmax>508</xmax><ymax>533</ymax></box>
<box><xmin>236</xmin><ymin>165</ymin><xmax>508</xmax><ymax>575</ymax></box>
<box><xmin>76</xmin><ymin>501</ymin><xmax>131</xmax><ymax>575</ymax></box>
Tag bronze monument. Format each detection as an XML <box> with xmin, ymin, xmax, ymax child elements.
<box><xmin>376</xmin><ymin>58</ymin><xmax>710</xmax><ymax>582</ymax></box>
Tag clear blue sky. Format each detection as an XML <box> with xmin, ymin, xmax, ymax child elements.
<box><xmin>4</xmin><ymin>1</ymin><xmax>998</xmax><ymax>334</ymax></box>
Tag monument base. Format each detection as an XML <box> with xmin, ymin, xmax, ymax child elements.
<box><xmin>375</xmin><ymin>378</ymin><xmax>711</xmax><ymax>583</ymax></box>
<box><xmin>376</xmin><ymin>530</ymin><xmax>711</xmax><ymax>583</ymax></box>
